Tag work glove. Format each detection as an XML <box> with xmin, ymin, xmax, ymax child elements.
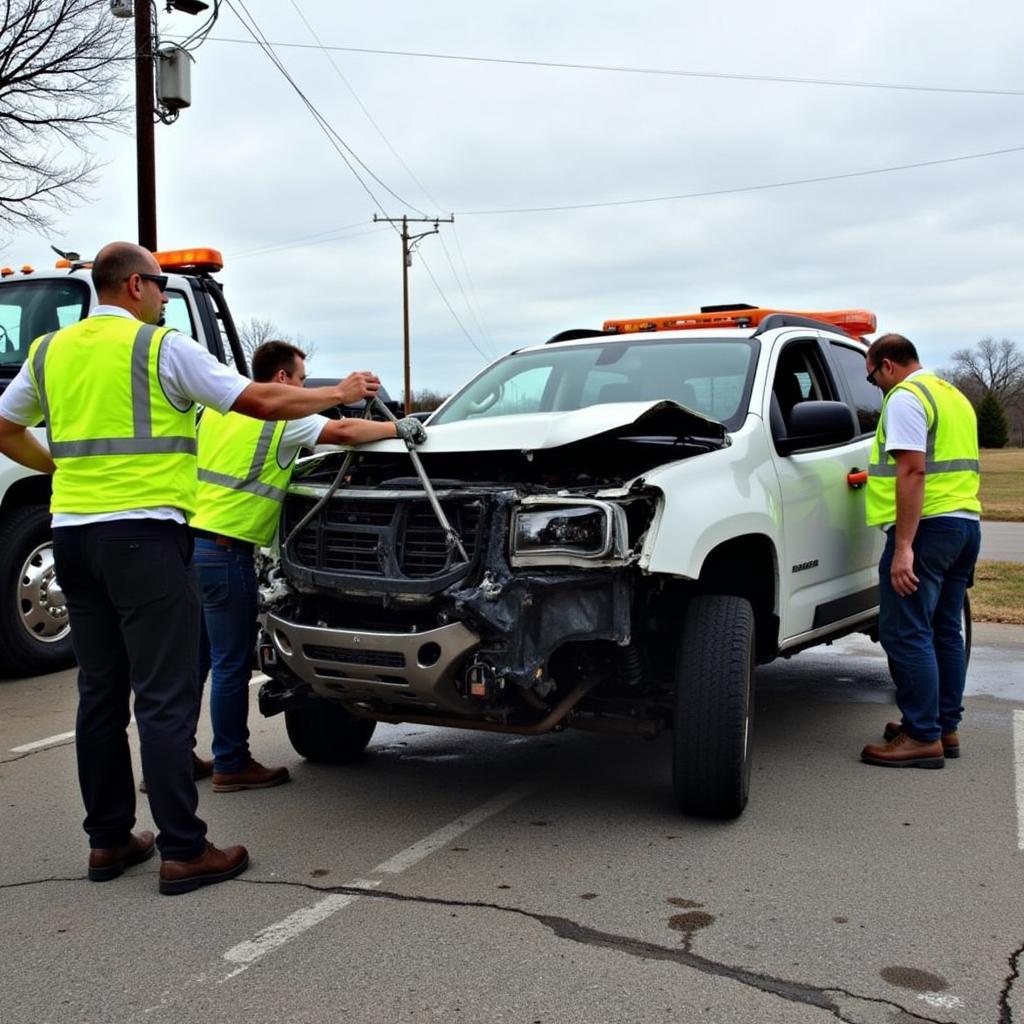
<box><xmin>394</xmin><ymin>416</ymin><xmax>428</xmax><ymax>446</ymax></box>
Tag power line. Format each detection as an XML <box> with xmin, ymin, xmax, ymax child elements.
<box><xmin>178</xmin><ymin>36</ymin><xmax>1024</xmax><ymax>98</ymax></box>
<box><xmin>449</xmin><ymin>224</ymin><xmax>496</xmax><ymax>350</ymax></box>
<box><xmin>436</xmin><ymin>231</ymin><xmax>493</xmax><ymax>356</ymax></box>
<box><xmin>229</xmin><ymin>223</ymin><xmax>388</xmax><ymax>260</ymax></box>
<box><xmin>223</xmin><ymin>0</ymin><xmax>425</xmax><ymax>218</ymax></box>
<box><xmin>418</xmin><ymin>252</ymin><xmax>492</xmax><ymax>365</ymax></box>
<box><xmin>454</xmin><ymin>143</ymin><xmax>1024</xmax><ymax>215</ymax></box>
<box><xmin>286</xmin><ymin>0</ymin><xmax>447</xmax><ymax>213</ymax></box>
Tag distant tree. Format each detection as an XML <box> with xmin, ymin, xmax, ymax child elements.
<box><xmin>408</xmin><ymin>388</ymin><xmax>449</xmax><ymax>413</ymax></box>
<box><xmin>0</xmin><ymin>0</ymin><xmax>131</xmax><ymax>237</ymax></box>
<box><xmin>943</xmin><ymin>338</ymin><xmax>1024</xmax><ymax>403</ymax></box>
<box><xmin>977</xmin><ymin>391</ymin><xmax>1009</xmax><ymax>449</ymax></box>
<box><xmin>940</xmin><ymin>337</ymin><xmax>1024</xmax><ymax>447</ymax></box>
<box><xmin>237</xmin><ymin>316</ymin><xmax>316</xmax><ymax>366</ymax></box>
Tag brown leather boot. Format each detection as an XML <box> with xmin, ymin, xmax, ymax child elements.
<box><xmin>88</xmin><ymin>830</ymin><xmax>156</xmax><ymax>882</ymax></box>
<box><xmin>861</xmin><ymin>732</ymin><xmax>945</xmax><ymax>768</ymax></box>
<box><xmin>212</xmin><ymin>760</ymin><xmax>290</xmax><ymax>793</ymax></box>
<box><xmin>159</xmin><ymin>842</ymin><xmax>249</xmax><ymax>895</ymax></box>
<box><xmin>883</xmin><ymin>722</ymin><xmax>960</xmax><ymax>758</ymax></box>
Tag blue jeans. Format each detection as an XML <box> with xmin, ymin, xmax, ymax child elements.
<box><xmin>195</xmin><ymin>537</ymin><xmax>258</xmax><ymax>774</ymax></box>
<box><xmin>878</xmin><ymin>517</ymin><xmax>981</xmax><ymax>742</ymax></box>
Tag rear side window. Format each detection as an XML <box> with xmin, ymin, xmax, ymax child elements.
<box><xmin>162</xmin><ymin>289</ymin><xmax>196</xmax><ymax>338</ymax></box>
<box><xmin>829</xmin><ymin>342</ymin><xmax>881</xmax><ymax>434</ymax></box>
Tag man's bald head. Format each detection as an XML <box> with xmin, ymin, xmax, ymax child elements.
<box><xmin>92</xmin><ymin>242</ymin><xmax>160</xmax><ymax>300</ymax></box>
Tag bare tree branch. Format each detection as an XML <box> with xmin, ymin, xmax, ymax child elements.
<box><xmin>237</xmin><ymin>317</ymin><xmax>318</xmax><ymax>367</ymax></box>
<box><xmin>0</xmin><ymin>0</ymin><xmax>131</xmax><ymax>240</ymax></box>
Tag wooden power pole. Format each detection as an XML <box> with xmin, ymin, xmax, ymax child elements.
<box><xmin>135</xmin><ymin>0</ymin><xmax>157</xmax><ymax>251</ymax></box>
<box><xmin>373</xmin><ymin>214</ymin><xmax>454</xmax><ymax>413</ymax></box>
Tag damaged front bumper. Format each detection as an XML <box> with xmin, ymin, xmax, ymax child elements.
<box><xmin>262</xmin><ymin>612</ymin><xmax>481</xmax><ymax>714</ymax></box>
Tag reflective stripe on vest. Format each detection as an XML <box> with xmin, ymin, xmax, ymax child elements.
<box><xmin>865</xmin><ymin>374</ymin><xmax>981</xmax><ymax>526</ymax></box>
<box><xmin>192</xmin><ymin>412</ymin><xmax>295</xmax><ymax>546</ymax></box>
<box><xmin>29</xmin><ymin>318</ymin><xmax>198</xmax><ymax>515</ymax></box>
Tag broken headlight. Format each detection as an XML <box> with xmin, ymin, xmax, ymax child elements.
<box><xmin>510</xmin><ymin>499</ymin><xmax>628</xmax><ymax>566</ymax></box>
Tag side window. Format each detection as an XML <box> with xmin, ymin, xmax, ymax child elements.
<box><xmin>162</xmin><ymin>289</ymin><xmax>196</xmax><ymax>338</ymax></box>
<box><xmin>772</xmin><ymin>340</ymin><xmax>836</xmax><ymax>423</ymax></box>
<box><xmin>829</xmin><ymin>342</ymin><xmax>881</xmax><ymax>434</ymax></box>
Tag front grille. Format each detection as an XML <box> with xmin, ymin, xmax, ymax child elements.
<box><xmin>303</xmin><ymin>644</ymin><xmax>406</xmax><ymax>668</ymax></box>
<box><xmin>284</xmin><ymin>494</ymin><xmax>485</xmax><ymax>581</ymax></box>
<box><xmin>399</xmin><ymin>502</ymin><xmax>483</xmax><ymax>577</ymax></box>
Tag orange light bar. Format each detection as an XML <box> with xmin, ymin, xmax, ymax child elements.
<box><xmin>154</xmin><ymin>247</ymin><xmax>224</xmax><ymax>273</ymax></box>
<box><xmin>603</xmin><ymin>307</ymin><xmax>877</xmax><ymax>339</ymax></box>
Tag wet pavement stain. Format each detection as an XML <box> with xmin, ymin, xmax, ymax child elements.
<box><xmin>668</xmin><ymin>911</ymin><xmax>716</xmax><ymax>952</ymax></box>
<box><xmin>667</xmin><ymin>897</ymin><xmax>705</xmax><ymax>909</ymax></box>
<box><xmin>579</xmin><ymin>893</ymin><xmax>598</xmax><ymax>901</ymax></box>
<box><xmin>833</xmin><ymin>916</ymin><xmax>849</xmax><ymax>924</ymax></box>
<box><xmin>309</xmin><ymin>869</ymin><xmax>330</xmax><ymax>878</ymax></box>
<box><xmin>880</xmin><ymin>966</ymin><xmax>949</xmax><ymax>992</ymax></box>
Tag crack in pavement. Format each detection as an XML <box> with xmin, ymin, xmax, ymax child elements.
<box><xmin>0</xmin><ymin>875</ymin><xmax>88</xmax><ymax>889</ymax></box>
<box><xmin>1000</xmin><ymin>941</ymin><xmax>1022</xmax><ymax>1024</ymax></box>
<box><xmin>238</xmin><ymin>878</ymin><xmax>953</xmax><ymax>1024</ymax></box>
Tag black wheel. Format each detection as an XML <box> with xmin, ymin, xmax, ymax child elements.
<box><xmin>0</xmin><ymin>504</ymin><xmax>74</xmax><ymax>678</ymax></box>
<box><xmin>672</xmin><ymin>594</ymin><xmax>755</xmax><ymax>819</ymax></box>
<box><xmin>284</xmin><ymin>701</ymin><xmax>376</xmax><ymax>763</ymax></box>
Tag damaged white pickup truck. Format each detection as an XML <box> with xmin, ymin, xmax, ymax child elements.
<box><xmin>258</xmin><ymin>304</ymin><xmax>888</xmax><ymax>818</ymax></box>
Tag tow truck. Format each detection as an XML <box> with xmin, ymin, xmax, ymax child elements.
<box><xmin>0</xmin><ymin>247</ymin><xmax>247</xmax><ymax>677</ymax></box>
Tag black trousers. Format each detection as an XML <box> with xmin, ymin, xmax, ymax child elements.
<box><xmin>53</xmin><ymin>519</ymin><xmax>207</xmax><ymax>860</ymax></box>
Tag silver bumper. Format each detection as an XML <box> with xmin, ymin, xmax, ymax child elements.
<box><xmin>262</xmin><ymin>611</ymin><xmax>481</xmax><ymax>713</ymax></box>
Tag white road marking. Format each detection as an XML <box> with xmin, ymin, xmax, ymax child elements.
<box><xmin>10</xmin><ymin>730</ymin><xmax>76</xmax><ymax>754</ymax></box>
<box><xmin>219</xmin><ymin>781</ymin><xmax>534</xmax><ymax>980</ymax></box>
<box><xmin>221</xmin><ymin>880</ymin><xmax>381</xmax><ymax>980</ymax></box>
<box><xmin>917</xmin><ymin>993</ymin><xmax>964</xmax><ymax>1010</ymax></box>
<box><xmin>248</xmin><ymin>673</ymin><xmax>269</xmax><ymax>688</ymax></box>
<box><xmin>1014</xmin><ymin>709</ymin><xmax>1024</xmax><ymax>851</ymax></box>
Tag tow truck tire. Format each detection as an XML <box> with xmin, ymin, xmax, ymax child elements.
<box><xmin>284</xmin><ymin>702</ymin><xmax>376</xmax><ymax>763</ymax></box>
<box><xmin>0</xmin><ymin>504</ymin><xmax>74</xmax><ymax>679</ymax></box>
<box><xmin>672</xmin><ymin>594</ymin><xmax>755</xmax><ymax>819</ymax></box>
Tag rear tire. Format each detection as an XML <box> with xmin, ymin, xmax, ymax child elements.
<box><xmin>284</xmin><ymin>701</ymin><xmax>376</xmax><ymax>763</ymax></box>
<box><xmin>672</xmin><ymin>594</ymin><xmax>755</xmax><ymax>819</ymax></box>
<box><xmin>0</xmin><ymin>504</ymin><xmax>74</xmax><ymax>678</ymax></box>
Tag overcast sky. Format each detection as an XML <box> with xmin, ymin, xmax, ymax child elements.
<box><xmin>4</xmin><ymin>0</ymin><xmax>1024</xmax><ymax>392</ymax></box>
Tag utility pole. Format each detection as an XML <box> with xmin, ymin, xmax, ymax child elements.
<box><xmin>135</xmin><ymin>0</ymin><xmax>157</xmax><ymax>251</ymax></box>
<box><xmin>373</xmin><ymin>214</ymin><xmax>454</xmax><ymax>413</ymax></box>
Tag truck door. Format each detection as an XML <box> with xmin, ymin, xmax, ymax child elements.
<box><xmin>766</xmin><ymin>333</ymin><xmax>880</xmax><ymax>642</ymax></box>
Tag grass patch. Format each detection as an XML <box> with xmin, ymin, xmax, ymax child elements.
<box><xmin>980</xmin><ymin>448</ymin><xmax>1024</xmax><ymax>522</ymax></box>
<box><xmin>970</xmin><ymin>560</ymin><xmax>1024</xmax><ymax>624</ymax></box>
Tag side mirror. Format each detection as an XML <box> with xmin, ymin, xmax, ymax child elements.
<box><xmin>777</xmin><ymin>400</ymin><xmax>857</xmax><ymax>455</ymax></box>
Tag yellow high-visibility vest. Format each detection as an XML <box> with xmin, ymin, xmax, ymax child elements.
<box><xmin>28</xmin><ymin>317</ymin><xmax>197</xmax><ymax>515</ymax></box>
<box><xmin>865</xmin><ymin>372</ymin><xmax>981</xmax><ymax>526</ymax></box>
<box><xmin>191</xmin><ymin>409</ymin><xmax>296</xmax><ymax>546</ymax></box>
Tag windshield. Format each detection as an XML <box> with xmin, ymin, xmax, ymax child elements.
<box><xmin>0</xmin><ymin>279</ymin><xmax>90</xmax><ymax>374</ymax></box>
<box><xmin>431</xmin><ymin>337</ymin><xmax>759</xmax><ymax>431</ymax></box>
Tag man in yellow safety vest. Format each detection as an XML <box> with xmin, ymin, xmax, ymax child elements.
<box><xmin>190</xmin><ymin>340</ymin><xmax>425</xmax><ymax>793</ymax></box>
<box><xmin>0</xmin><ymin>242</ymin><xmax>390</xmax><ymax>894</ymax></box>
<box><xmin>859</xmin><ymin>333</ymin><xmax>981</xmax><ymax>769</ymax></box>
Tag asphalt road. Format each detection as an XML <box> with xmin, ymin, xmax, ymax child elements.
<box><xmin>1</xmin><ymin>625</ymin><xmax>1022</xmax><ymax>1024</ymax></box>
<box><xmin>980</xmin><ymin>520</ymin><xmax>1024</xmax><ymax>563</ymax></box>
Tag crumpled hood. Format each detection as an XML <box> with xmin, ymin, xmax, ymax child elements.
<box><xmin>318</xmin><ymin>401</ymin><xmax>726</xmax><ymax>455</ymax></box>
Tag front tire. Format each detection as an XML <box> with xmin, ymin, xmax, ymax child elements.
<box><xmin>284</xmin><ymin>701</ymin><xmax>376</xmax><ymax>763</ymax></box>
<box><xmin>0</xmin><ymin>504</ymin><xmax>74</xmax><ymax>678</ymax></box>
<box><xmin>672</xmin><ymin>594</ymin><xmax>755</xmax><ymax>819</ymax></box>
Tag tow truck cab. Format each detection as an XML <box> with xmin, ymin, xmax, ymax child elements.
<box><xmin>0</xmin><ymin>247</ymin><xmax>248</xmax><ymax>677</ymax></box>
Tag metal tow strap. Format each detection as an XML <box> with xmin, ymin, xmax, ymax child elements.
<box><xmin>281</xmin><ymin>397</ymin><xmax>469</xmax><ymax>569</ymax></box>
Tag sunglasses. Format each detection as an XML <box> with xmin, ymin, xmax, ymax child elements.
<box><xmin>129</xmin><ymin>272</ymin><xmax>169</xmax><ymax>292</ymax></box>
<box><xmin>865</xmin><ymin>362</ymin><xmax>883</xmax><ymax>386</ymax></box>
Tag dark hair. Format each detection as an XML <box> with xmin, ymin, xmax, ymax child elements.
<box><xmin>866</xmin><ymin>333</ymin><xmax>919</xmax><ymax>367</ymax></box>
<box><xmin>91</xmin><ymin>242</ymin><xmax>149</xmax><ymax>296</ymax></box>
<box><xmin>251</xmin><ymin>340</ymin><xmax>307</xmax><ymax>382</ymax></box>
